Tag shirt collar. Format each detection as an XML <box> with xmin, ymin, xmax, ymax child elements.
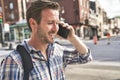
<box><xmin>23</xmin><ymin>40</ymin><xmax>55</xmax><ymax>57</ymax></box>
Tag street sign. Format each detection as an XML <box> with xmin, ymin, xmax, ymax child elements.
<box><xmin>4</xmin><ymin>23</ymin><xmax>10</xmax><ymax>32</ymax></box>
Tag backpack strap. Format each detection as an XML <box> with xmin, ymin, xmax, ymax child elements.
<box><xmin>16</xmin><ymin>45</ymin><xmax>33</xmax><ymax>80</ymax></box>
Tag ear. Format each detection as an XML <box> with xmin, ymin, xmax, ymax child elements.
<box><xmin>29</xmin><ymin>18</ymin><xmax>37</xmax><ymax>31</ymax></box>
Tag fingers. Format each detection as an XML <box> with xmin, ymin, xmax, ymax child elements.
<box><xmin>58</xmin><ymin>21</ymin><xmax>75</xmax><ymax>33</ymax></box>
<box><xmin>59</xmin><ymin>22</ymin><xmax>71</xmax><ymax>29</ymax></box>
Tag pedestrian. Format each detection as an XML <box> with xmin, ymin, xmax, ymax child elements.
<box><xmin>0</xmin><ymin>0</ymin><xmax>92</xmax><ymax>80</ymax></box>
<box><xmin>107</xmin><ymin>32</ymin><xmax>111</xmax><ymax>45</ymax></box>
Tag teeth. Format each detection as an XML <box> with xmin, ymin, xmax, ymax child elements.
<box><xmin>50</xmin><ymin>34</ymin><xmax>55</xmax><ymax>38</ymax></box>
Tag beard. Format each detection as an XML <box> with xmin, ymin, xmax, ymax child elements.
<box><xmin>36</xmin><ymin>27</ymin><xmax>55</xmax><ymax>44</ymax></box>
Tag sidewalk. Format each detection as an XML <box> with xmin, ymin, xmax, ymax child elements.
<box><xmin>0</xmin><ymin>35</ymin><xmax>110</xmax><ymax>49</ymax></box>
<box><xmin>0</xmin><ymin>36</ymin><xmax>104</xmax><ymax>50</ymax></box>
<box><xmin>0</xmin><ymin>42</ymin><xmax>17</xmax><ymax>50</ymax></box>
<box><xmin>66</xmin><ymin>62</ymin><xmax>120</xmax><ymax>80</ymax></box>
<box><xmin>0</xmin><ymin>50</ymin><xmax>11</xmax><ymax>57</ymax></box>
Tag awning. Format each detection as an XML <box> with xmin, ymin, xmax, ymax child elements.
<box><xmin>10</xmin><ymin>23</ymin><xmax>28</xmax><ymax>29</ymax></box>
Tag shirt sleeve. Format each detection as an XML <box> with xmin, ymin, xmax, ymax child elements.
<box><xmin>79</xmin><ymin>48</ymin><xmax>93</xmax><ymax>63</ymax></box>
<box><xmin>63</xmin><ymin>47</ymin><xmax>93</xmax><ymax>64</ymax></box>
<box><xmin>0</xmin><ymin>55</ymin><xmax>22</xmax><ymax>80</ymax></box>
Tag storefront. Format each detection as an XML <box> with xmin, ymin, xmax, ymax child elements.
<box><xmin>10</xmin><ymin>23</ymin><xmax>31</xmax><ymax>42</ymax></box>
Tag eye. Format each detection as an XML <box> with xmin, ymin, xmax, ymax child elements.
<box><xmin>48</xmin><ymin>22</ymin><xmax>54</xmax><ymax>25</ymax></box>
<box><xmin>48</xmin><ymin>23</ymin><xmax>53</xmax><ymax>25</ymax></box>
<box><xmin>48</xmin><ymin>21</ymin><xmax>59</xmax><ymax>25</ymax></box>
<box><xmin>56</xmin><ymin>22</ymin><xmax>59</xmax><ymax>25</ymax></box>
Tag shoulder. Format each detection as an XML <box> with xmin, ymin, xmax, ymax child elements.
<box><xmin>53</xmin><ymin>42</ymin><xmax>65</xmax><ymax>51</ymax></box>
<box><xmin>52</xmin><ymin>43</ymin><xmax>65</xmax><ymax>57</ymax></box>
<box><xmin>1</xmin><ymin>50</ymin><xmax>22</xmax><ymax>67</ymax></box>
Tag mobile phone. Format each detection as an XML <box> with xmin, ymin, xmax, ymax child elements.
<box><xmin>57</xmin><ymin>24</ymin><xmax>70</xmax><ymax>38</ymax></box>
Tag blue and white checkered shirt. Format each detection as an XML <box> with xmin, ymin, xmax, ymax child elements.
<box><xmin>0</xmin><ymin>41</ymin><xmax>92</xmax><ymax>80</ymax></box>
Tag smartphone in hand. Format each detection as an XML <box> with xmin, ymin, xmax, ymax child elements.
<box><xmin>57</xmin><ymin>24</ymin><xmax>70</xmax><ymax>38</ymax></box>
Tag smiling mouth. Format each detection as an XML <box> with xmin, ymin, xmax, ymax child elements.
<box><xmin>49</xmin><ymin>34</ymin><xmax>56</xmax><ymax>39</ymax></box>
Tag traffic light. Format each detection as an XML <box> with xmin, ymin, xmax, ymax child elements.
<box><xmin>0</xmin><ymin>13</ymin><xmax>3</xmax><ymax>24</ymax></box>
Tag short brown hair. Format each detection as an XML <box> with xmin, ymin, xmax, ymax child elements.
<box><xmin>26</xmin><ymin>0</ymin><xmax>60</xmax><ymax>31</ymax></box>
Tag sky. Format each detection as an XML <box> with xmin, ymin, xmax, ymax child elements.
<box><xmin>90</xmin><ymin>0</ymin><xmax>120</xmax><ymax>18</ymax></box>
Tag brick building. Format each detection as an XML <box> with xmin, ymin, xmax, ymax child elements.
<box><xmin>0</xmin><ymin>0</ymin><xmax>19</xmax><ymax>24</ymax></box>
<box><xmin>57</xmin><ymin>0</ymin><xmax>89</xmax><ymax>38</ymax></box>
<box><xmin>0</xmin><ymin>0</ymin><xmax>90</xmax><ymax>42</ymax></box>
<box><xmin>0</xmin><ymin>0</ymin><xmax>29</xmax><ymax>42</ymax></box>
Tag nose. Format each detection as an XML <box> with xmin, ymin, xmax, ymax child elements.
<box><xmin>52</xmin><ymin>23</ymin><xmax>59</xmax><ymax>32</ymax></box>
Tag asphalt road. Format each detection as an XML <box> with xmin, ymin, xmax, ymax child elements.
<box><xmin>65</xmin><ymin>36</ymin><xmax>120</xmax><ymax>80</ymax></box>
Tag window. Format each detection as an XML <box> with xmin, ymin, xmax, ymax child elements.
<box><xmin>80</xmin><ymin>0</ymin><xmax>83</xmax><ymax>5</ymax></box>
<box><xmin>9</xmin><ymin>2</ymin><xmax>13</xmax><ymax>9</ymax></box>
<box><xmin>11</xmin><ymin>13</ymin><xmax>15</xmax><ymax>20</ymax></box>
<box><xmin>26</xmin><ymin>0</ymin><xmax>29</xmax><ymax>2</ymax></box>
<box><xmin>0</xmin><ymin>7</ymin><xmax>2</xmax><ymax>12</ymax></box>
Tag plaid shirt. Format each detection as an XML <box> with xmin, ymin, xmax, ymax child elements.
<box><xmin>0</xmin><ymin>41</ymin><xmax>92</xmax><ymax>80</ymax></box>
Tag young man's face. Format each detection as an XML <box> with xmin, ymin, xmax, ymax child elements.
<box><xmin>36</xmin><ymin>9</ymin><xmax>59</xmax><ymax>43</ymax></box>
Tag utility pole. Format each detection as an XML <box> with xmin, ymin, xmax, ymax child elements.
<box><xmin>1</xmin><ymin>0</ymin><xmax>5</xmax><ymax>23</ymax></box>
<box><xmin>0</xmin><ymin>0</ymin><xmax>4</xmax><ymax>46</ymax></box>
<box><xmin>0</xmin><ymin>12</ymin><xmax>3</xmax><ymax>45</ymax></box>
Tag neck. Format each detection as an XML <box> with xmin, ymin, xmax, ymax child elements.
<box><xmin>28</xmin><ymin>38</ymin><xmax>49</xmax><ymax>59</ymax></box>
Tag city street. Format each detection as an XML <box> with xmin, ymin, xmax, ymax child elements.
<box><xmin>65</xmin><ymin>36</ymin><xmax>120</xmax><ymax>80</ymax></box>
<box><xmin>0</xmin><ymin>0</ymin><xmax>120</xmax><ymax>80</ymax></box>
<box><xmin>0</xmin><ymin>36</ymin><xmax>120</xmax><ymax>80</ymax></box>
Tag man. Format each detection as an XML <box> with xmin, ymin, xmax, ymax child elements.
<box><xmin>0</xmin><ymin>0</ymin><xmax>92</xmax><ymax>80</ymax></box>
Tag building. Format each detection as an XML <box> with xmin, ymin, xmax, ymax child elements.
<box><xmin>96</xmin><ymin>0</ymin><xmax>108</xmax><ymax>38</ymax></box>
<box><xmin>57</xmin><ymin>0</ymin><xmax>89</xmax><ymax>38</ymax></box>
<box><xmin>0</xmin><ymin>0</ymin><xmax>18</xmax><ymax>24</ymax></box>
<box><xmin>89</xmin><ymin>0</ymin><xmax>108</xmax><ymax>39</ymax></box>
<box><xmin>89</xmin><ymin>1</ymin><xmax>98</xmax><ymax>39</ymax></box>
<box><xmin>0</xmin><ymin>0</ymin><xmax>31</xmax><ymax>42</ymax></box>
<box><xmin>0</xmin><ymin>0</ymin><xmax>97</xmax><ymax>43</ymax></box>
